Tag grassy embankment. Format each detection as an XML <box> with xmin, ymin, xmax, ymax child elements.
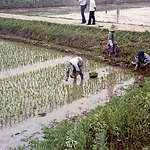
<box><xmin>0</xmin><ymin>18</ymin><xmax>149</xmax><ymax>149</ymax></box>
<box><xmin>0</xmin><ymin>17</ymin><xmax>149</xmax><ymax>68</ymax></box>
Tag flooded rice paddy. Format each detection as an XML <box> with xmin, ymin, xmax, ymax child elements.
<box><xmin>0</xmin><ymin>39</ymin><xmax>138</xmax><ymax>150</ymax></box>
<box><xmin>3</xmin><ymin>2</ymin><xmax>150</xmax><ymax>26</ymax></box>
<box><xmin>0</xmin><ymin>39</ymin><xmax>136</xmax><ymax>129</ymax></box>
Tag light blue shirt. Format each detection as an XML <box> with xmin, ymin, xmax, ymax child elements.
<box><xmin>136</xmin><ymin>53</ymin><xmax>150</xmax><ymax>65</ymax></box>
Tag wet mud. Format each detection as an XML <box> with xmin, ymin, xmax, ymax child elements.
<box><xmin>0</xmin><ymin>51</ymin><xmax>143</xmax><ymax>150</ymax></box>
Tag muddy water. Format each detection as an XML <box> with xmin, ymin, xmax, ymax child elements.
<box><xmin>3</xmin><ymin>2</ymin><xmax>150</xmax><ymax>26</ymax></box>
<box><xmin>0</xmin><ymin>40</ymin><xmax>137</xmax><ymax>150</ymax></box>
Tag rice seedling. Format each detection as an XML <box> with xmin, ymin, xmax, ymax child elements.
<box><xmin>0</xmin><ymin>40</ymin><xmax>65</xmax><ymax>72</ymax></box>
<box><xmin>0</xmin><ymin>40</ymin><xmax>135</xmax><ymax>128</ymax></box>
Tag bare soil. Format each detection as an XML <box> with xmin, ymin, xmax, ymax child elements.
<box><xmin>0</xmin><ymin>13</ymin><xmax>150</xmax><ymax>32</ymax></box>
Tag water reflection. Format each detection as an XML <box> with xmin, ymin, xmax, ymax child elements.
<box><xmin>65</xmin><ymin>80</ymin><xmax>83</xmax><ymax>104</ymax></box>
<box><xmin>103</xmin><ymin>6</ymin><xmax>120</xmax><ymax>23</ymax></box>
<box><xmin>107</xmin><ymin>66</ymin><xmax>116</xmax><ymax>99</ymax></box>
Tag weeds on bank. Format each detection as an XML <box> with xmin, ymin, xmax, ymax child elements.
<box><xmin>18</xmin><ymin>77</ymin><xmax>150</xmax><ymax>150</ymax></box>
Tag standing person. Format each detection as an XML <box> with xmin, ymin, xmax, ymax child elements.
<box><xmin>133</xmin><ymin>50</ymin><xmax>150</xmax><ymax>70</ymax></box>
<box><xmin>78</xmin><ymin>0</ymin><xmax>87</xmax><ymax>24</ymax></box>
<box><xmin>87</xmin><ymin>0</ymin><xmax>96</xmax><ymax>25</ymax></box>
<box><xmin>108</xmin><ymin>24</ymin><xmax>118</xmax><ymax>56</ymax></box>
<box><xmin>65</xmin><ymin>56</ymin><xmax>84</xmax><ymax>81</ymax></box>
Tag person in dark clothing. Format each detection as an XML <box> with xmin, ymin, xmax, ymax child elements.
<box><xmin>134</xmin><ymin>50</ymin><xmax>150</xmax><ymax>70</ymax></box>
<box><xmin>78</xmin><ymin>0</ymin><xmax>87</xmax><ymax>24</ymax></box>
<box><xmin>108</xmin><ymin>24</ymin><xmax>118</xmax><ymax>56</ymax></box>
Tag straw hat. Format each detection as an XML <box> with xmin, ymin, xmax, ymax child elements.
<box><xmin>109</xmin><ymin>24</ymin><xmax>117</xmax><ymax>31</ymax></box>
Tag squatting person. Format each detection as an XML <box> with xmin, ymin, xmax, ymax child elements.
<box><xmin>133</xmin><ymin>50</ymin><xmax>150</xmax><ymax>70</ymax></box>
<box><xmin>65</xmin><ymin>56</ymin><xmax>84</xmax><ymax>81</ymax></box>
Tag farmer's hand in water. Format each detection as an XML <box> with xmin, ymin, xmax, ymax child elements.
<box><xmin>65</xmin><ymin>77</ymin><xmax>68</xmax><ymax>81</ymax></box>
<box><xmin>134</xmin><ymin>65</ymin><xmax>138</xmax><ymax>70</ymax></box>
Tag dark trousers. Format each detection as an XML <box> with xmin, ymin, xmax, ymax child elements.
<box><xmin>73</xmin><ymin>66</ymin><xmax>83</xmax><ymax>77</ymax></box>
<box><xmin>81</xmin><ymin>5</ymin><xmax>86</xmax><ymax>23</ymax></box>
<box><xmin>88</xmin><ymin>11</ymin><xmax>95</xmax><ymax>25</ymax></box>
<box><xmin>108</xmin><ymin>44</ymin><xmax>117</xmax><ymax>55</ymax></box>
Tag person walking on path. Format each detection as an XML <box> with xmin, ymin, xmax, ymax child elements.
<box><xmin>108</xmin><ymin>24</ymin><xmax>118</xmax><ymax>56</ymax></box>
<box><xmin>65</xmin><ymin>56</ymin><xmax>84</xmax><ymax>81</ymax></box>
<box><xmin>133</xmin><ymin>50</ymin><xmax>150</xmax><ymax>70</ymax></box>
<box><xmin>87</xmin><ymin>0</ymin><xmax>96</xmax><ymax>25</ymax></box>
<box><xmin>78</xmin><ymin>0</ymin><xmax>87</xmax><ymax>24</ymax></box>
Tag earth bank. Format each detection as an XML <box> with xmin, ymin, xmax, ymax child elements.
<box><xmin>0</xmin><ymin>15</ymin><xmax>149</xmax><ymax>76</ymax></box>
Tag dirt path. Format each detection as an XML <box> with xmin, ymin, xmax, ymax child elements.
<box><xmin>0</xmin><ymin>13</ymin><xmax>150</xmax><ymax>32</ymax></box>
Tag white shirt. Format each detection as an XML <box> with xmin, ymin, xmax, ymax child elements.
<box><xmin>79</xmin><ymin>0</ymin><xmax>86</xmax><ymax>5</ymax></box>
<box><xmin>69</xmin><ymin>57</ymin><xmax>83</xmax><ymax>71</ymax></box>
<box><xmin>89</xmin><ymin>0</ymin><xmax>96</xmax><ymax>11</ymax></box>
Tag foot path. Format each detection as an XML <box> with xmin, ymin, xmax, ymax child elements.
<box><xmin>0</xmin><ymin>13</ymin><xmax>150</xmax><ymax>32</ymax></box>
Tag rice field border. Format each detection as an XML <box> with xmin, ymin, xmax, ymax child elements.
<box><xmin>0</xmin><ymin>40</ymin><xmax>135</xmax><ymax>128</ymax></box>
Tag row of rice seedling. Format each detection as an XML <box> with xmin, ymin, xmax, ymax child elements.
<box><xmin>0</xmin><ymin>58</ymin><xmax>134</xmax><ymax>128</ymax></box>
<box><xmin>0</xmin><ymin>39</ymin><xmax>134</xmax><ymax>128</ymax></box>
<box><xmin>0</xmin><ymin>40</ymin><xmax>65</xmax><ymax>72</ymax></box>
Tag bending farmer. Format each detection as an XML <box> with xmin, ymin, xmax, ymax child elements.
<box><xmin>134</xmin><ymin>50</ymin><xmax>150</xmax><ymax>70</ymax></box>
<box><xmin>65</xmin><ymin>56</ymin><xmax>84</xmax><ymax>81</ymax></box>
